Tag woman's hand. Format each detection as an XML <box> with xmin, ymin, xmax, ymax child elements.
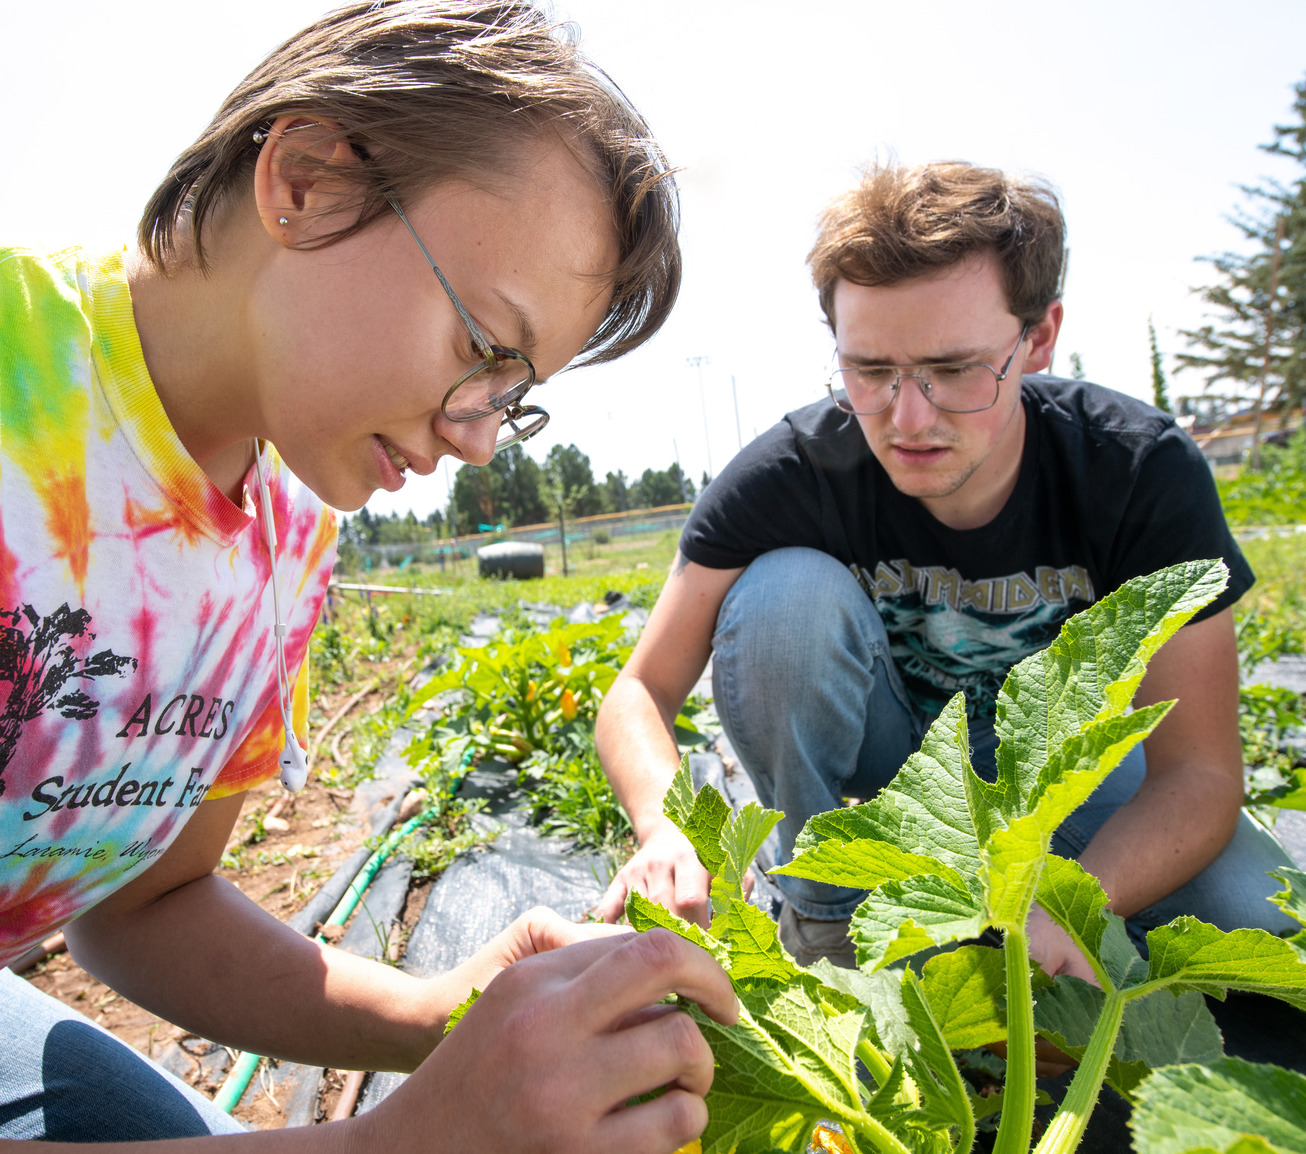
<box><xmin>357</xmin><ymin>927</ymin><xmax>737</xmax><ymax>1154</ymax></box>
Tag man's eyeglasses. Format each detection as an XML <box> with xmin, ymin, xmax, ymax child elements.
<box><xmin>387</xmin><ymin>196</ymin><xmax>549</xmax><ymax>452</ymax></box>
<box><xmin>827</xmin><ymin>326</ymin><xmax>1029</xmax><ymax>416</ymax></box>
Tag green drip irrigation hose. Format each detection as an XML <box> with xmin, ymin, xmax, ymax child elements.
<box><xmin>212</xmin><ymin>806</ymin><xmax>439</xmax><ymax>1114</ymax></box>
<box><xmin>214</xmin><ymin>754</ymin><xmax>474</xmax><ymax>1115</ymax></box>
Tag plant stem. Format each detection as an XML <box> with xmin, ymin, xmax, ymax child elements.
<box><xmin>992</xmin><ymin>923</ymin><xmax>1036</xmax><ymax>1154</ymax></box>
<box><xmin>856</xmin><ymin>1036</ymin><xmax>894</xmax><ymax>1088</ymax></box>
<box><xmin>1032</xmin><ymin>990</ymin><xmax>1126</xmax><ymax>1154</ymax></box>
<box><xmin>847</xmin><ymin>1108</ymin><xmax>916</xmax><ymax>1154</ymax></box>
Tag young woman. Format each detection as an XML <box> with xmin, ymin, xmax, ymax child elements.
<box><xmin>0</xmin><ymin>3</ymin><xmax>735</xmax><ymax>1149</ymax></box>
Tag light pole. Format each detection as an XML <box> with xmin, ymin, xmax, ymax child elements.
<box><xmin>687</xmin><ymin>355</ymin><xmax>712</xmax><ymax>480</ymax></box>
<box><xmin>672</xmin><ymin>439</ymin><xmax>688</xmax><ymax>504</ymax></box>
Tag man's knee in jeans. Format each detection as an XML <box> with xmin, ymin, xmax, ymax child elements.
<box><xmin>712</xmin><ymin>548</ymin><xmax>882</xmax><ymax>671</ymax></box>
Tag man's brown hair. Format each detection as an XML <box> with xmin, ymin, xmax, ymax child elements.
<box><xmin>138</xmin><ymin>0</ymin><xmax>679</xmax><ymax>366</ymax></box>
<box><xmin>808</xmin><ymin>161</ymin><xmax>1065</xmax><ymax>331</ymax></box>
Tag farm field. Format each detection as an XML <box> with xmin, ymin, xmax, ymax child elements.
<box><xmin>13</xmin><ymin>514</ymin><xmax>1306</xmax><ymax>1136</ymax></box>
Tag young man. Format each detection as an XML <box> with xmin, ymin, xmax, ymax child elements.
<box><xmin>594</xmin><ymin>161</ymin><xmax>1297</xmax><ymax>976</ymax></box>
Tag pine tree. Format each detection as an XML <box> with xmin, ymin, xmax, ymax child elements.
<box><xmin>1176</xmin><ymin>75</ymin><xmax>1306</xmax><ymax>461</ymax></box>
<box><xmin>1149</xmin><ymin>317</ymin><xmax>1172</xmax><ymax>413</ymax></box>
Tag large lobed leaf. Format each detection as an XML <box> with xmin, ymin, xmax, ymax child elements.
<box><xmin>1142</xmin><ymin>918</ymin><xmax>1306</xmax><ymax>1010</ymax></box>
<box><xmin>1033</xmin><ymin>980</ymin><xmax>1223</xmax><ymax>1099</ymax></box>
<box><xmin>785</xmin><ymin>562</ymin><xmax>1221</xmax><ymax>964</ymax></box>
<box><xmin>1270</xmin><ymin>867</ymin><xmax>1306</xmax><ymax>955</ymax></box>
<box><xmin>1131</xmin><ymin>1056</ymin><xmax>1306</xmax><ymax>1154</ymax></box>
<box><xmin>990</xmin><ymin>558</ymin><xmax>1227</xmax><ymax>807</ymax></box>
<box><xmin>686</xmin><ymin>982</ymin><xmax>869</xmax><ymax>1154</ymax></box>
<box><xmin>782</xmin><ymin>695</ymin><xmax>981</xmax><ymax>888</ymax></box>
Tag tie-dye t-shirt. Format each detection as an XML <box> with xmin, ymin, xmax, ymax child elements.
<box><xmin>0</xmin><ymin>246</ymin><xmax>337</xmax><ymax>967</ymax></box>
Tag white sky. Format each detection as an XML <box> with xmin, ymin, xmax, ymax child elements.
<box><xmin>5</xmin><ymin>1</ymin><xmax>1304</xmax><ymax>519</ymax></box>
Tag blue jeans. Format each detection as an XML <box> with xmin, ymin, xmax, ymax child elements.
<box><xmin>0</xmin><ymin>968</ymin><xmax>245</xmax><ymax>1140</ymax></box>
<box><xmin>712</xmin><ymin>548</ymin><xmax>1298</xmax><ymax>942</ymax></box>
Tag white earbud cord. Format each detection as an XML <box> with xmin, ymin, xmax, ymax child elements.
<box><xmin>253</xmin><ymin>444</ymin><xmax>309</xmax><ymax>790</ymax></box>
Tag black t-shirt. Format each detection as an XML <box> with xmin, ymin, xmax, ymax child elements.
<box><xmin>680</xmin><ymin>375</ymin><xmax>1253</xmax><ymax>723</ymax></box>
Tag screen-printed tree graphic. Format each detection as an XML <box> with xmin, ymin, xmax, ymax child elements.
<box><xmin>0</xmin><ymin>603</ymin><xmax>137</xmax><ymax>797</ymax></box>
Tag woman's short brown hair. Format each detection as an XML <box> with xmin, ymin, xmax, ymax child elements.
<box><xmin>138</xmin><ymin>0</ymin><xmax>679</xmax><ymax>366</ymax></box>
<box><xmin>808</xmin><ymin>161</ymin><xmax>1065</xmax><ymax>331</ymax></box>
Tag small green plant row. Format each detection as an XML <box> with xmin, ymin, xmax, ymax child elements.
<box><xmin>1236</xmin><ymin>609</ymin><xmax>1306</xmax><ymax>812</ymax></box>
<box><xmin>616</xmin><ymin>560</ymin><xmax>1306</xmax><ymax>1154</ymax></box>
<box><xmin>405</xmin><ymin>613</ymin><xmax>633</xmax><ymax>761</ymax></box>
<box><xmin>400</xmin><ymin>611</ymin><xmax>710</xmax><ymax>859</ymax></box>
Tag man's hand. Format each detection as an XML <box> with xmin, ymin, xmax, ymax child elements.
<box><xmin>357</xmin><ymin>928</ymin><xmax>738</xmax><ymax>1154</ymax></box>
<box><xmin>1026</xmin><ymin>903</ymin><xmax>1097</xmax><ymax>985</ymax></box>
<box><xmin>594</xmin><ymin>817</ymin><xmax>715</xmax><ymax>927</ymax></box>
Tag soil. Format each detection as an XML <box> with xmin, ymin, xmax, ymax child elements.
<box><xmin>13</xmin><ymin>670</ymin><xmax>429</xmax><ymax>1131</ymax></box>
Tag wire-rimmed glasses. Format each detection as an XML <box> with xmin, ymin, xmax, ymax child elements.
<box><xmin>387</xmin><ymin>196</ymin><xmax>549</xmax><ymax>452</ymax></box>
<box><xmin>827</xmin><ymin>325</ymin><xmax>1029</xmax><ymax>416</ymax></box>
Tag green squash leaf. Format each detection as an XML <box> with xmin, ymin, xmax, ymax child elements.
<box><xmin>919</xmin><ymin>944</ymin><xmax>1007</xmax><ymax>1049</ymax></box>
<box><xmin>1142</xmin><ymin>918</ymin><xmax>1306</xmax><ymax>1009</ymax></box>
<box><xmin>663</xmin><ymin>755</ymin><xmax>731</xmax><ymax>877</ymax></box>
<box><xmin>1132</xmin><ymin>1057</ymin><xmax>1306</xmax><ymax>1154</ymax></box>
<box><xmin>1036</xmin><ymin>855</ymin><xmax>1148</xmax><ymax>991</ymax></box>
<box><xmin>1270</xmin><ymin>867</ymin><xmax>1306</xmax><ymax>952</ymax></box>
<box><xmin>686</xmin><ymin>982</ymin><xmax>869</xmax><ymax>1154</ymax></box>
<box><xmin>991</xmin><ymin>558</ymin><xmax>1227</xmax><ymax>803</ymax></box>
<box><xmin>1034</xmin><ymin>979</ymin><xmax>1223</xmax><ymax>1098</ymax></box>
<box><xmin>779</xmin><ymin>695</ymin><xmax>980</xmax><ymax>891</ymax></box>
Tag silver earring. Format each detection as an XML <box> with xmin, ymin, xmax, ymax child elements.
<box><xmin>253</xmin><ymin>130</ymin><xmax>268</xmax><ymax>144</ymax></box>
<box><xmin>278</xmin><ymin>217</ymin><xmax>288</xmax><ymax>226</ymax></box>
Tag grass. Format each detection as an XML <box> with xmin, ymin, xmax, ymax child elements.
<box><xmin>1238</xmin><ymin>531</ymin><xmax>1306</xmax><ymax>643</ymax></box>
<box><xmin>328</xmin><ymin>529</ymin><xmax>680</xmax><ymax>633</ymax></box>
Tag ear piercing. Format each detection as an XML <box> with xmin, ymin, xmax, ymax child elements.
<box><xmin>255</xmin><ymin>131</ymin><xmax>290</xmax><ymax>225</ymax></box>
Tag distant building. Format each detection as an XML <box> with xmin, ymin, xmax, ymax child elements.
<box><xmin>1175</xmin><ymin>398</ymin><xmax>1303</xmax><ymax>468</ymax></box>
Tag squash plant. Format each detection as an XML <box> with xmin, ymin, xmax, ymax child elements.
<box><xmin>405</xmin><ymin>614</ymin><xmax>633</xmax><ymax>762</ymax></box>
<box><xmin>629</xmin><ymin>559</ymin><xmax>1306</xmax><ymax>1154</ymax></box>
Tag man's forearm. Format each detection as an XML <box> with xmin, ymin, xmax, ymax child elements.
<box><xmin>595</xmin><ymin>672</ymin><xmax>685</xmax><ymax>843</ymax></box>
<box><xmin>1075</xmin><ymin>764</ymin><xmax>1243</xmax><ymax>917</ymax></box>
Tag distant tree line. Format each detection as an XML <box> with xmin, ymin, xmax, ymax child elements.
<box><xmin>338</xmin><ymin>444</ymin><xmax>698</xmax><ymax>553</ymax></box>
